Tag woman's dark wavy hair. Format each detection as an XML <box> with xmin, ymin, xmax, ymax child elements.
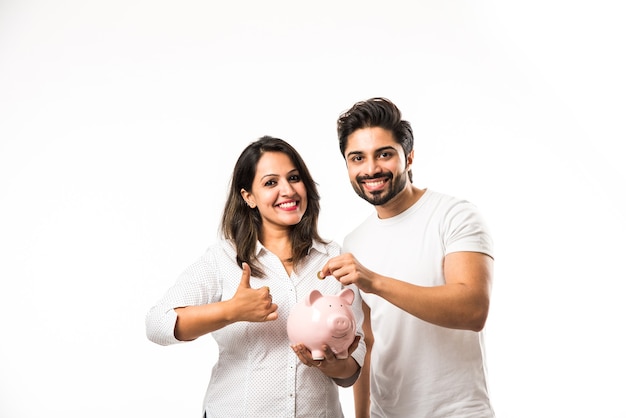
<box><xmin>220</xmin><ymin>135</ymin><xmax>326</xmax><ymax>277</ymax></box>
<box><xmin>337</xmin><ymin>97</ymin><xmax>414</xmax><ymax>182</ymax></box>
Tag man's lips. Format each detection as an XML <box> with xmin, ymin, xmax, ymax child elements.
<box><xmin>361</xmin><ymin>177</ymin><xmax>388</xmax><ymax>192</ymax></box>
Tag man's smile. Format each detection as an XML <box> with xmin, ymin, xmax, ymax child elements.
<box><xmin>362</xmin><ymin>178</ymin><xmax>388</xmax><ymax>191</ymax></box>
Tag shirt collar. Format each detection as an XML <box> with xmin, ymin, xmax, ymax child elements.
<box><xmin>254</xmin><ymin>239</ymin><xmax>328</xmax><ymax>257</ymax></box>
<box><xmin>309</xmin><ymin>239</ymin><xmax>328</xmax><ymax>256</ymax></box>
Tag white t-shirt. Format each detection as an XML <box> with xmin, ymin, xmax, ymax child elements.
<box><xmin>343</xmin><ymin>189</ymin><xmax>495</xmax><ymax>418</ymax></box>
<box><xmin>146</xmin><ymin>239</ymin><xmax>366</xmax><ymax>418</ymax></box>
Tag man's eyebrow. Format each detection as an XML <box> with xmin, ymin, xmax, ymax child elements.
<box><xmin>346</xmin><ymin>146</ymin><xmax>396</xmax><ymax>157</ymax></box>
<box><xmin>346</xmin><ymin>150</ymin><xmax>363</xmax><ymax>158</ymax></box>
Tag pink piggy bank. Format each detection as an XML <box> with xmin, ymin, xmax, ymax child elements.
<box><xmin>287</xmin><ymin>288</ymin><xmax>357</xmax><ymax>360</ymax></box>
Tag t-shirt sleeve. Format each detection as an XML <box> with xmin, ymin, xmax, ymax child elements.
<box><xmin>443</xmin><ymin>200</ymin><xmax>494</xmax><ymax>259</ymax></box>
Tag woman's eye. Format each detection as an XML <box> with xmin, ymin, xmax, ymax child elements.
<box><xmin>264</xmin><ymin>180</ymin><xmax>277</xmax><ymax>187</ymax></box>
<box><xmin>289</xmin><ymin>175</ymin><xmax>301</xmax><ymax>182</ymax></box>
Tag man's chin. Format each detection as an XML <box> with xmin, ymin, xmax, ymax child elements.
<box><xmin>361</xmin><ymin>192</ymin><xmax>391</xmax><ymax>206</ymax></box>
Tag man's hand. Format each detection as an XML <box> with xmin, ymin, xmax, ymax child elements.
<box><xmin>319</xmin><ymin>253</ymin><xmax>379</xmax><ymax>293</ymax></box>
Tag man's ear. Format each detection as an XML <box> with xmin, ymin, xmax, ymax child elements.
<box><xmin>406</xmin><ymin>149</ymin><xmax>414</xmax><ymax>169</ymax></box>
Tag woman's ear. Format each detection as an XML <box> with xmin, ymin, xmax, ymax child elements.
<box><xmin>240</xmin><ymin>189</ymin><xmax>256</xmax><ymax>208</ymax></box>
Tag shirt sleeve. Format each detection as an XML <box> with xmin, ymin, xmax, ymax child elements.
<box><xmin>145</xmin><ymin>250</ymin><xmax>222</xmax><ymax>346</ymax></box>
<box><xmin>443</xmin><ymin>200</ymin><xmax>494</xmax><ymax>259</ymax></box>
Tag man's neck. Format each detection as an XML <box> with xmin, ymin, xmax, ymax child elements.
<box><xmin>375</xmin><ymin>186</ymin><xmax>425</xmax><ymax>219</ymax></box>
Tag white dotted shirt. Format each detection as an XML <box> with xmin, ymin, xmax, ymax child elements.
<box><xmin>146</xmin><ymin>239</ymin><xmax>366</xmax><ymax>418</ymax></box>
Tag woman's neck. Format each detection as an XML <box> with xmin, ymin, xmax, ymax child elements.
<box><xmin>260</xmin><ymin>227</ymin><xmax>293</xmax><ymax>274</ymax></box>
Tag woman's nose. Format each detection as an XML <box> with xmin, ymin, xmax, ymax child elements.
<box><xmin>279</xmin><ymin>179</ymin><xmax>296</xmax><ymax>195</ymax></box>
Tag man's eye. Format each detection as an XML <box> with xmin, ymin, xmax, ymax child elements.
<box><xmin>351</xmin><ymin>156</ymin><xmax>363</xmax><ymax>162</ymax></box>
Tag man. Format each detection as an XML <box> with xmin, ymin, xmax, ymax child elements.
<box><xmin>319</xmin><ymin>98</ymin><xmax>495</xmax><ymax>417</ymax></box>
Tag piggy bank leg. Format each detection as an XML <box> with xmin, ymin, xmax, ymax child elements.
<box><xmin>311</xmin><ymin>349</ymin><xmax>325</xmax><ymax>360</ymax></box>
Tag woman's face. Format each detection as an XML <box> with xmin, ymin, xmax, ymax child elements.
<box><xmin>241</xmin><ymin>151</ymin><xmax>308</xmax><ymax>231</ymax></box>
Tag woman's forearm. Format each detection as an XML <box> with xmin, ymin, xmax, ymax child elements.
<box><xmin>173</xmin><ymin>301</ymin><xmax>235</xmax><ymax>341</ymax></box>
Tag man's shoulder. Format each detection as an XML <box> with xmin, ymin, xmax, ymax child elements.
<box><xmin>422</xmin><ymin>189</ymin><xmax>480</xmax><ymax>215</ymax></box>
<box><xmin>422</xmin><ymin>189</ymin><xmax>462</xmax><ymax>205</ymax></box>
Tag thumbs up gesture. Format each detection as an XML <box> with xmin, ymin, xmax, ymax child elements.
<box><xmin>232</xmin><ymin>263</ymin><xmax>279</xmax><ymax>322</ymax></box>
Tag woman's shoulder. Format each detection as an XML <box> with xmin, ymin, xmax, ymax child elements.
<box><xmin>203</xmin><ymin>238</ymin><xmax>235</xmax><ymax>252</ymax></box>
<box><xmin>311</xmin><ymin>239</ymin><xmax>341</xmax><ymax>257</ymax></box>
<box><xmin>194</xmin><ymin>239</ymin><xmax>237</xmax><ymax>264</ymax></box>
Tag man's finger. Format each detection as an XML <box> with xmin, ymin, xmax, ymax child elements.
<box><xmin>319</xmin><ymin>260</ymin><xmax>333</xmax><ymax>278</ymax></box>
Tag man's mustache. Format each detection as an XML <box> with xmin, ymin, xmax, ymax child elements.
<box><xmin>356</xmin><ymin>172</ymin><xmax>392</xmax><ymax>182</ymax></box>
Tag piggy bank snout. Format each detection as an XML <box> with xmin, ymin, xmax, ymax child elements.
<box><xmin>327</xmin><ymin>314</ymin><xmax>352</xmax><ymax>333</ymax></box>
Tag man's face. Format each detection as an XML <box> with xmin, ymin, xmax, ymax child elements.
<box><xmin>344</xmin><ymin>127</ymin><xmax>412</xmax><ymax>206</ymax></box>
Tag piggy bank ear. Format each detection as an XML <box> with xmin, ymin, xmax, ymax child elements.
<box><xmin>306</xmin><ymin>289</ymin><xmax>324</xmax><ymax>306</ymax></box>
<box><xmin>338</xmin><ymin>288</ymin><xmax>355</xmax><ymax>305</ymax></box>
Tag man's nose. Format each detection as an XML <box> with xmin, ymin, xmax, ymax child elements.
<box><xmin>364</xmin><ymin>159</ymin><xmax>382</xmax><ymax>176</ymax></box>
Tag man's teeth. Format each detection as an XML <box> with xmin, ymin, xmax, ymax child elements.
<box><xmin>278</xmin><ymin>201</ymin><xmax>297</xmax><ymax>208</ymax></box>
<box><xmin>366</xmin><ymin>180</ymin><xmax>385</xmax><ymax>187</ymax></box>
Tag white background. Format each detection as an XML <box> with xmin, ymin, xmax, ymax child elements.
<box><xmin>1</xmin><ymin>1</ymin><xmax>625</xmax><ymax>417</ymax></box>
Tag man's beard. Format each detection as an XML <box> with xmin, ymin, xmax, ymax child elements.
<box><xmin>351</xmin><ymin>171</ymin><xmax>408</xmax><ymax>206</ymax></box>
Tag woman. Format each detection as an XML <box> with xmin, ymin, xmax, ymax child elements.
<box><xmin>146</xmin><ymin>136</ymin><xmax>365</xmax><ymax>417</ymax></box>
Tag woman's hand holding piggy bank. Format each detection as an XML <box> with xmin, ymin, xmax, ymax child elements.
<box><xmin>287</xmin><ymin>288</ymin><xmax>357</xmax><ymax>360</ymax></box>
